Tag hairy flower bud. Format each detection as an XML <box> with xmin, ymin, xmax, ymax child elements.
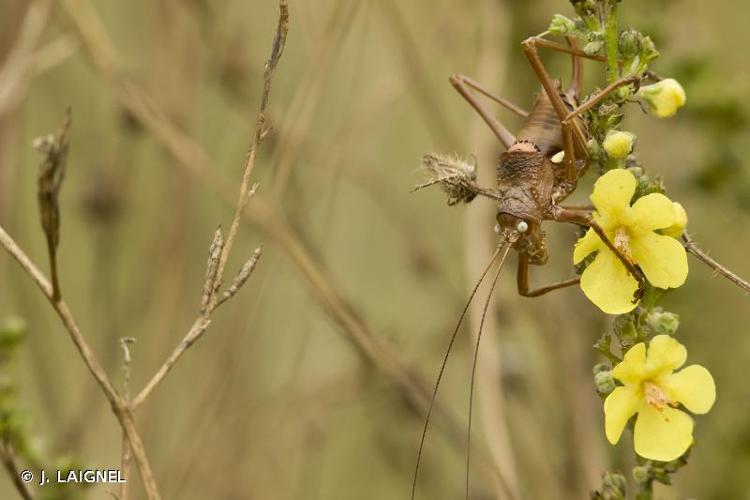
<box><xmin>602</xmin><ymin>472</ymin><xmax>627</xmax><ymax>497</ymax></box>
<box><xmin>632</xmin><ymin>466</ymin><xmax>650</xmax><ymax>484</ymax></box>
<box><xmin>645</xmin><ymin>308</ymin><xmax>680</xmax><ymax>336</ymax></box>
<box><xmin>595</xmin><ymin>369</ymin><xmax>616</xmax><ymax>395</ymax></box>
<box><xmin>618</xmin><ymin>29</ymin><xmax>640</xmax><ymax>60</ymax></box>
<box><xmin>584</xmin><ymin>40</ymin><xmax>603</xmax><ymax>56</ymax></box>
<box><xmin>549</xmin><ymin>14</ymin><xmax>576</xmax><ymax>36</ymax></box>
<box><xmin>602</xmin><ymin>130</ymin><xmax>636</xmax><ymax>159</ymax></box>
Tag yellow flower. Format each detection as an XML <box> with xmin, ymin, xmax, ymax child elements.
<box><xmin>574</xmin><ymin>169</ymin><xmax>688</xmax><ymax>314</ymax></box>
<box><xmin>604</xmin><ymin>335</ymin><xmax>716</xmax><ymax>461</ymax></box>
<box><xmin>603</xmin><ymin>130</ymin><xmax>636</xmax><ymax>159</ymax></box>
<box><xmin>663</xmin><ymin>202</ymin><xmax>688</xmax><ymax>238</ymax></box>
<box><xmin>637</xmin><ymin>78</ymin><xmax>686</xmax><ymax>118</ymax></box>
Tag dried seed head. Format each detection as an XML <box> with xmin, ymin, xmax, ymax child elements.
<box><xmin>219</xmin><ymin>246</ymin><xmax>263</xmax><ymax>306</ymax></box>
<box><xmin>414</xmin><ymin>153</ymin><xmax>479</xmax><ymax>206</ymax></box>
<box><xmin>200</xmin><ymin>227</ymin><xmax>225</xmax><ymax>315</ymax></box>
<box><xmin>36</xmin><ymin>111</ymin><xmax>72</xmax><ymax>255</ymax></box>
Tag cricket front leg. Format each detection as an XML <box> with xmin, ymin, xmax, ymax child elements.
<box><xmin>551</xmin><ymin>206</ymin><xmax>647</xmax><ymax>293</ymax></box>
<box><xmin>517</xmin><ymin>254</ymin><xmax>580</xmax><ymax>297</ymax></box>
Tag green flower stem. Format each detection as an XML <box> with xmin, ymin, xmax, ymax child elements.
<box><xmin>604</xmin><ymin>2</ymin><xmax>620</xmax><ymax>83</ymax></box>
<box><xmin>636</xmin><ymin>484</ymin><xmax>654</xmax><ymax>500</ymax></box>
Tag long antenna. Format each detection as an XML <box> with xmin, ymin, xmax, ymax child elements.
<box><xmin>410</xmin><ymin>239</ymin><xmax>510</xmax><ymax>500</ymax></box>
<box><xmin>466</xmin><ymin>243</ymin><xmax>511</xmax><ymax>500</ymax></box>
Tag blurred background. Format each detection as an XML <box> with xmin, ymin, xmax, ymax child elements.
<box><xmin>1</xmin><ymin>0</ymin><xmax>749</xmax><ymax>498</ymax></box>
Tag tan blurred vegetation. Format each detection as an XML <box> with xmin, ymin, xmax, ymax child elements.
<box><xmin>0</xmin><ymin>0</ymin><xmax>749</xmax><ymax>499</ymax></box>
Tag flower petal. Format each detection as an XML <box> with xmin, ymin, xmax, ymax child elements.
<box><xmin>664</xmin><ymin>365</ymin><xmax>716</xmax><ymax>415</ymax></box>
<box><xmin>590</xmin><ymin>169</ymin><xmax>636</xmax><ymax>216</ymax></box>
<box><xmin>631</xmin><ymin>232</ymin><xmax>688</xmax><ymax>289</ymax></box>
<box><xmin>573</xmin><ymin>228</ymin><xmax>602</xmax><ymax>264</ymax></box>
<box><xmin>639</xmin><ymin>79</ymin><xmax>687</xmax><ymax>118</ymax></box>
<box><xmin>662</xmin><ymin>202</ymin><xmax>688</xmax><ymax>238</ymax></box>
<box><xmin>604</xmin><ymin>385</ymin><xmax>642</xmax><ymax>444</ymax></box>
<box><xmin>612</xmin><ymin>342</ymin><xmax>647</xmax><ymax>384</ymax></box>
<box><xmin>580</xmin><ymin>248</ymin><xmax>639</xmax><ymax>314</ymax></box>
<box><xmin>633</xmin><ymin>405</ymin><xmax>693</xmax><ymax>461</ymax></box>
<box><xmin>631</xmin><ymin>193</ymin><xmax>676</xmax><ymax>232</ymax></box>
<box><xmin>646</xmin><ymin>335</ymin><xmax>687</xmax><ymax>373</ymax></box>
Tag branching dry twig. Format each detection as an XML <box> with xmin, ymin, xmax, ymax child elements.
<box><xmin>131</xmin><ymin>0</ymin><xmax>287</xmax><ymax>408</ymax></box>
<box><xmin>58</xmin><ymin>0</ymin><xmax>508</xmax><ymax>484</ymax></box>
<box><xmin>0</xmin><ymin>223</ymin><xmax>162</xmax><ymax>499</ymax></box>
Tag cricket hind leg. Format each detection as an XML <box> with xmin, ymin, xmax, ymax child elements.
<box><xmin>566</xmin><ymin>36</ymin><xmax>583</xmax><ymax>96</ymax></box>
<box><xmin>516</xmin><ymin>254</ymin><xmax>580</xmax><ymax>297</ymax></box>
<box><xmin>449</xmin><ymin>74</ymin><xmax>522</xmax><ymax>149</ymax></box>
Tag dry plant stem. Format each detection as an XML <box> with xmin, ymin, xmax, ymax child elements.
<box><xmin>60</xmin><ymin>0</ymin><xmax>505</xmax><ymax>481</ymax></box>
<box><xmin>0</xmin><ymin>226</ymin><xmax>162</xmax><ymax>500</ymax></box>
<box><xmin>132</xmin><ymin>0</ymin><xmax>287</xmax><ymax>407</ymax></box>
<box><xmin>683</xmin><ymin>234</ymin><xmax>750</xmax><ymax>293</ymax></box>
<box><xmin>119</xmin><ymin>338</ymin><xmax>135</xmax><ymax>500</ymax></box>
<box><xmin>132</xmin><ymin>316</ymin><xmax>211</xmax><ymax>409</ymax></box>
<box><xmin>216</xmin><ymin>0</ymin><xmax>288</xmax><ymax>294</ymax></box>
<box><xmin>0</xmin><ymin>442</ymin><xmax>34</xmax><ymax>500</ymax></box>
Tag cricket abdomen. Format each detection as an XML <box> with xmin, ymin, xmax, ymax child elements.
<box><xmin>515</xmin><ymin>89</ymin><xmax>564</xmax><ymax>156</ymax></box>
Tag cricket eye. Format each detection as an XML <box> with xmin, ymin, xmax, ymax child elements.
<box><xmin>516</xmin><ymin>221</ymin><xmax>529</xmax><ymax>233</ymax></box>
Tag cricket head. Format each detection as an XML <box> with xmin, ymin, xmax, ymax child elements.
<box><xmin>495</xmin><ymin>212</ymin><xmax>549</xmax><ymax>265</ymax></box>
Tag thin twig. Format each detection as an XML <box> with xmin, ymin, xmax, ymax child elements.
<box><xmin>214</xmin><ymin>0</ymin><xmax>288</xmax><ymax>298</ymax></box>
<box><xmin>132</xmin><ymin>0</ymin><xmax>287</xmax><ymax>407</ymax></box>
<box><xmin>683</xmin><ymin>233</ymin><xmax>750</xmax><ymax>293</ymax></box>
<box><xmin>0</xmin><ymin>441</ymin><xmax>35</xmax><ymax>500</ymax></box>
<box><xmin>132</xmin><ymin>317</ymin><xmax>211</xmax><ymax>409</ymax></box>
<box><xmin>0</xmin><ymin>225</ymin><xmax>162</xmax><ymax>500</ymax></box>
<box><xmin>119</xmin><ymin>337</ymin><xmax>136</xmax><ymax>500</ymax></box>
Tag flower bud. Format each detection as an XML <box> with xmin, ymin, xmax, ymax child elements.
<box><xmin>662</xmin><ymin>202</ymin><xmax>688</xmax><ymax>238</ymax></box>
<box><xmin>645</xmin><ymin>308</ymin><xmax>680</xmax><ymax>336</ymax></box>
<box><xmin>639</xmin><ymin>36</ymin><xmax>659</xmax><ymax>63</ymax></box>
<box><xmin>584</xmin><ymin>41</ymin><xmax>603</xmax><ymax>56</ymax></box>
<box><xmin>618</xmin><ymin>29</ymin><xmax>640</xmax><ymax>60</ymax></box>
<box><xmin>593</xmin><ymin>363</ymin><xmax>611</xmax><ymax>375</ymax></box>
<box><xmin>594</xmin><ymin>369</ymin><xmax>616</xmax><ymax>395</ymax></box>
<box><xmin>613</xmin><ymin>315</ymin><xmax>638</xmax><ymax>344</ymax></box>
<box><xmin>549</xmin><ymin>14</ymin><xmax>576</xmax><ymax>36</ymax></box>
<box><xmin>637</xmin><ymin>78</ymin><xmax>687</xmax><ymax>118</ymax></box>
<box><xmin>602</xmin><ymin>472</ymin><xmax>627</xmax><ymax>497</ymax></box>
<box><xmin>602</xmin><ymin>130</ymin><xmax>636</xmax><ymax>159</ymax></box>
<box><xmin>632</xmin><ymin>466</ymin><xmax>650</xmax><ymax>484</ymax></box>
